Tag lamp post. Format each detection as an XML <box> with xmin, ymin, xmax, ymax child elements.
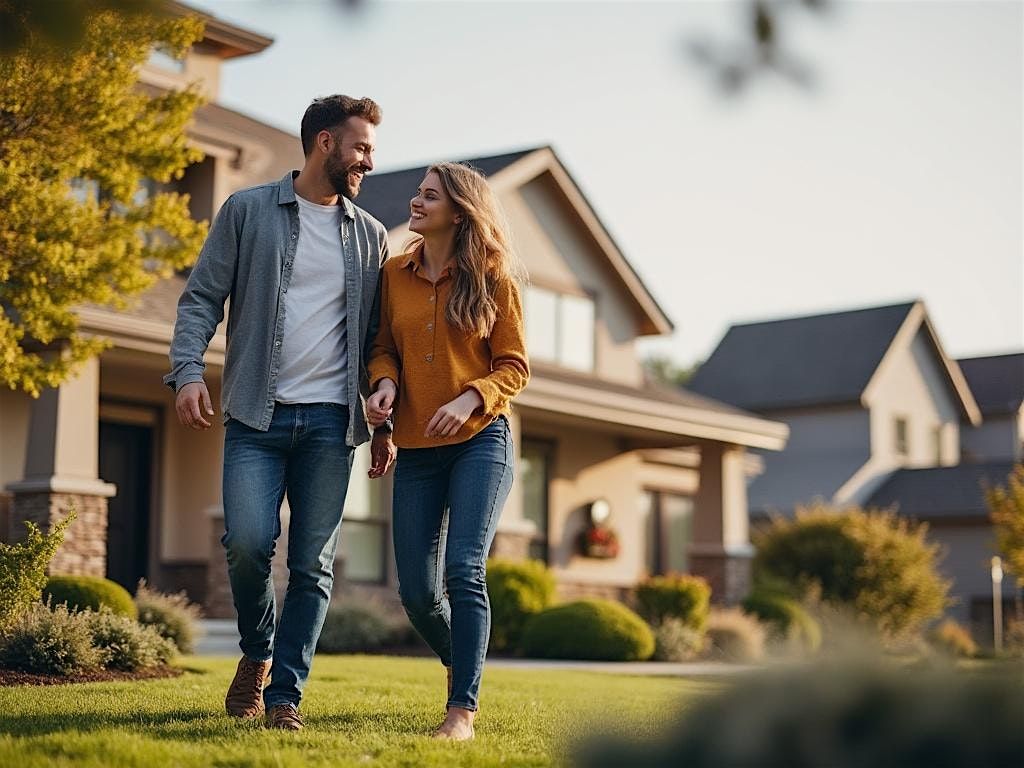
<box><xmin>991</xmin><ymin>556</ymin><xmax>1004</xmax><ymax>654</ymax></box>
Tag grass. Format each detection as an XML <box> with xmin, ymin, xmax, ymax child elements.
<box><xmin>0</xmin><ymin>655</ymin><xmax>713</xmax><ymax>768</ymax></box>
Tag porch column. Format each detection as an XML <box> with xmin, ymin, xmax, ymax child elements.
<box><xmin>689</xmin><ymin>442</ymin><xmax>753</xmax><ymax>605</ymax></box>
<box><xmin>490</xmin><ymin>410</ymin><xmax>536</xmax><ymax>560</ymax></box>
<box><xmin>5</xmin><ymin>356</ymin><xmax>116</xmax><ymax>575</ymax></box>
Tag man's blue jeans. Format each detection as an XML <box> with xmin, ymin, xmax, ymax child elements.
<box><xmin>392</xmin><ymin>416</ymin><xmax>514</xmax><ymax>712</ymax></box>
<box><xmin>222</xmin><ymin>402</ymin><xmax>353</xmax><ymax>709</ymax></box>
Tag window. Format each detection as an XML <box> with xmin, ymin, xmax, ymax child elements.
<box><xmin>338</xmin><ymin>445</ymin><xmax>388</xmax><ymax>583</ymax></box>
<box><xmin>520</xmin><ymin>440</ymin><xmax>552</xmax><ymax>562</ymax></box>
<box><xmin>525</xmin><ymin>285</ymin><xmax>595</xmax><ymax>371</ymax></box>
<box><xmin>894</xmin><ymin>417</ymin><xmax>909</xmax><ymax>456</ymax></box>
<box><xmin>642</xmin><ymin>490</ymin><xmax>694</xmax><ymax>575</ymax></box>
<box><xmin>147</xmin><ymin>46</ymin><xmax>185</xmax><ymax>73</ymax></box>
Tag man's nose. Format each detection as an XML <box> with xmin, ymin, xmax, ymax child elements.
<box><xmin>362</xmin><ymin>152</ymin><xmax>374</xmax><ymax>172</ymax></box>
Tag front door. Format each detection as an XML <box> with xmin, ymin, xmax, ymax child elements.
<box><xmin>99</xmin><ymin>421</ymin><xmax>153</xmax><ymax>592</ymax></box>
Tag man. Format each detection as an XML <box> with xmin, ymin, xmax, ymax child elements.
<box><xmin>164</xmin><ymin>94</ymin><xmax>396</xmax><ymax>731</ymax></box>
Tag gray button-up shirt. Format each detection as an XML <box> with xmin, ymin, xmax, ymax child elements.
<box><xmin>163</xmin><ymin>171</ymin><xmax>389</xmax><ymax>446</ymax></box>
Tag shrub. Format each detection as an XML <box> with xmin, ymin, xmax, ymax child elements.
<box><xmin>742</xmin><ymin>589</ymin><xmax>822</xmax><ymax>653</ymax></box>
<box><xmin>652</xmin><ymin>618</ymin><xmax>705</xmax><ymax>662</ymax></box>
<box><xmin>43</xmin><ymin>575</ymin><xmax>137</xmax><ymax>619</ymax></box>
<box><xmin>753</xmin><ymin>504</ymin><xmax>950</xmax><ymax>638</ymax></box>
<box><xmin>486</xmin><ymin>558</ymin><xmax>556</xmax><ymax>652</ymax></box>
<box><xmin>317</xmin><ymin>601</ymin><xmax>403</xmax><ymax>654</ymax></box>
<box><xmin>520</xmin><ymin>599</ymin><xmax>655</xmax><ymax>661</ymax></box>
<box><xmin>705</xmin><ymin>608</ymin><xmax>765</xmax><ymax>662</ymax></box>
<box><xmin>576</xmin><ymin>661</ymin><xmax>1024</xmax><ymax>768</ymax></box>
<box><xmin>87</xmin><ymin>608</ymin><xmax>175</xmax><ymax>670</ymax></box>
<box><xmin>0</xmin><ymin>511</ymin><xmax>75</xmax><ymax>632</ymax></box>
<box><xmin>134</xmin><ymin>580</ymin><xmax>202</xmax><ymax>654</ymax></box>
<box><xmin>1005</xmin><ymin>619</ymin><xmax>1024</xmax><ymax>658</ymax></box>
<box><xmin>927</xmin><ymin>619</ymin><xmax>977</xmax><ymax>659</ymax></box>
<box><xmin>634</xmin><ymin>574</ymin><xmax>710</xmax><ymax>631</ymax></box>
<box><xmin>0</xmin><ymin>602</ymin><xmax>103</xmax><ymax>675</ymax></box>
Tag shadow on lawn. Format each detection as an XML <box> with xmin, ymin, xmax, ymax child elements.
<box><xmin>0</xmin><ymin>708</ymin><xmax>251</xmax><ymax>739</ymax></box>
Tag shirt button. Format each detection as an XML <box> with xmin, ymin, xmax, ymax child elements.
<box><xmin>426</xmin><ymin>323</ymin><xmax>433</xmax><ymax>330</ymax></box>
<box><xmin>428</xmin><ymin>295</ymin><xmax>435</xmax><ymax>303</ymax></box>
<box><xmin>275</xmin><ymin>341</ymin><xmax>281</xmax><ymax>347</ymax></box>
<box><xmin>291</xmin><ymin>233</ymin><xmax>297</xmax><ymax>240</ymax></box>
<box><xmin>425</xmin><ymin>354</ymin><xmax>433</xmax><ymax>362</ymax></box>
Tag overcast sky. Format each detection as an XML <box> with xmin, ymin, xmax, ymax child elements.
<box><xmin>188</xmin><ymin>0</ymin><xmax>1023</xmax><ymax>366</ymax></box>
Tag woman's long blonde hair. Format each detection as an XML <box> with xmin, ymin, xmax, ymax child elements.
<box><xmin>409</xmin><ymin>161</ymin><xmax>528</xmax><ymax>338</ymax></box>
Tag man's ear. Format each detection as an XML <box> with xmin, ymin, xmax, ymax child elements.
<box><xmin>318</xmin><ymin>129</ymin><xmax>333</xmax><ymax>154</ymax></box>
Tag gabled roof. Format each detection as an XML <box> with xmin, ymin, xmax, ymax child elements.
<box><xmin>168</xmin><ymin>2</ymin><xmax>273</xmax><ymax>59</ymax></box>
<box><xmin>688</xmin><ymin>300</ymin><xmax>981</xmax><ymax>423</ymax></box>
<box><xmin>866</xmin><ymin>461</ymin><xmax>1017</xmax><ymax>520</ymax></box>
<box><xmin>689</xmin><ymin>302</ymin><xmax>918</xmax><ymax>411</ymax></box>
<box><xmin>957</xmin><ymin>353</ymin><xmax>1024</xmax><ymax>417</ymax></box>
<box><xmin>356</xmin><ymin>146</ymin><xmax>673</xmax><ymax>336</ymax></box>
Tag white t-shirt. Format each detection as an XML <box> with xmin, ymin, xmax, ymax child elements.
<box><xmin>275</xmin><ymin>194</ymin><xmax>349</xmax><ymax>404</ymax></box>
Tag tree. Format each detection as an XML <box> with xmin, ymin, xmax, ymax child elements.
<box><xmin>0</xmin><ymin>8</ymin><xmax>207</xmax><ymax>395</ymax></box>
<box><xmin>987</xmin><ymin>464</ymin><xmax>1024</xmax><ymax>580</ymax></box>
<box><xmin>642</xmin><ymin>354</ymin><xmax>702</xmax><ymax>388</ymax></box>
<box><xmin>0</xmin><ymin>1</ymin><xmax>157</xmax><ymax>54</ymax></box>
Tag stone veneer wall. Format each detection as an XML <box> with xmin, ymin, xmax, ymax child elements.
<box><xmin>689</xmin><ymin>552</ymin><xmax>752</xmax><ymax>606</ymax></box>
<box><xmin>8</xmin><ymin>492</ymin><xmax>108</xmax><ymax>576</ymax></box>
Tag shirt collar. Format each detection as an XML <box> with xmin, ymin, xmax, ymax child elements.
<box><xmin>399</xmin><ymin>243</ymin><xmax>453</xmax><ymax>279</ymax></box>
<box><xmin>278</xmin><ymin>171</ymin><xmax>355</xmax><ymax>220</ymax></box>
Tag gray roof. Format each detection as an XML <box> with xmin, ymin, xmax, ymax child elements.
<box><xmin>355</xmin><ymin>148</ymin><xmax>540</xmax><ymax>230</ymax></box>
<box><xmin>688</xmin><ymin>302</ymin><xmax>918</xmax><ymax>412</ymax></box>
<box><xmin>956</xmin><ymin>353</ymin><xmax>1024</xmax><ymax>417</ymax></box>
<box><xmin>866</xmin><ymin>461</ymin><xmax>1017</xmax><ymax>520</ymax></box>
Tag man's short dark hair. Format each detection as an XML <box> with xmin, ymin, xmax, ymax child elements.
<box><xmin>300</xmin><ymin>95</ymin><xmax>382</xmax><ymax>156</ymax></box>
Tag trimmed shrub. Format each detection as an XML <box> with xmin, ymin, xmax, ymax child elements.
<box><xmin>520</xmin><ymin>599</ymin><xmax>655</xmax><ymax>661</ymax></box>
<box><xmin>43</xmin><ymin>575</ymin><xmax>137</xmax><ymax>619</ymax></box>
<box><xmin>705</xmin><ymin>608</ymin><xmax>765</xmax><ymax>662</ymax></box>
<box><xmin>486</xmin><ymin>558</ymin><xmax>556</xmax><ymax>652</ymax></box>
<box><xmin>927</xmin><ymin>619</ymin><xmax>977</xmax><ymax>659</ymax></box>
<box><xmin>0</xmin><ymin>511</ymin><xmax>75</xmax><ymax>632</ymax></box>
<box><xmin>577</xmin><ymin>661</ymin><xmax>1024</xmax><ymax>768</ymax></box>
<box><xmin>753</xmin><ymin>504</ymin><xmax>950</xmax><ymax>638</ymax></box>
<box><xmin>634</xmin><ymin>574</ymin><xmax>710</xmax><ymax>631</ymax></box>
<box><xmin>652</xmin><ymin>618</ymin><xmax>705</xmax><ymax>662</ymax></box>
<box><xmin>742</xmin><ymin>589</ymin><xmax>822</xmax><ymax>653</ymax></box>
<box><xmin>317</xmin><ymin>601</ymin><xmax>402</xmax><ymax>654</ymax></box>
<box><xmin>134</xmin><ymin>580</ymin><xmax>202</xmax><ymax>654</ymax></box>
<box><xmin>0</xmin><ymin>602</ymin><xmax>103</xmax><ymax>675</ymax></box>
<box><xmin>1006</xmin><ymin>619</ymin><xmax>1024</xmax><ymax>658</ymax></box>
<box><xmin>87</xmin><ymin>608</ymin><xmax>176</xmax><ymax>670</ymax></box>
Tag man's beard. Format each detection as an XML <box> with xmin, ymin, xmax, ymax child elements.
<box><xmin>326</xmin><ymin>154</ymin><xmax>361</xmax><ymax>199</ymax></box>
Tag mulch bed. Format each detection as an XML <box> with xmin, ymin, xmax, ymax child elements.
<box><xmin>0</xmin><ymin>665</ymin><xmax>183</xmax><ymax>687</ymax></box>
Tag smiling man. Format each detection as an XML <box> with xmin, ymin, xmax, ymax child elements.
<box><xmin>164</xmin><ymin>95</ymin><xmax>395</xmax><ymax>731</ymax></box>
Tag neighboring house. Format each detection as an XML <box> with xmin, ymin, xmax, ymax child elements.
<box><xmin>0</xmin><ymin>4</ymin><xmax>789</xmax><ymax>615</ymax></box>
<box><xmin>688</xmin><ymin>301</ymin><xmax>1023</xmax><ymax>634</ymax></box>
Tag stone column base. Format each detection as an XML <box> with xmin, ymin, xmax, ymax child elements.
<box><xmin>6</xmin><ymin>480</ymin><xmax>114</xmax><ymax>577</ymax></box>
<box><xmin>490</xmin><ymin>528</ymin><xmax>533</xmax><ymax>560</ymax></box>
<box><xmin>689</xmin><ymin>544</ymin><xmax>753</xmax><ymax>606</ymax></box>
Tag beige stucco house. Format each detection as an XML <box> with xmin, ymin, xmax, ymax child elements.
<box><xmin>0</xmin><ymin>3</ymin><xmax>789</xmax><ymax>617</ymax></box>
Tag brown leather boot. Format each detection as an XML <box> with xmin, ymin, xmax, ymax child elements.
<box><xmin>225</xmin><ymin>656</ymin><xmax>271</xmax><ymax>718</ymax></box>
<box><xmin>266</xmin><ymin>704</ymin><xmax>304</xmax><ymax>731</ymax></box>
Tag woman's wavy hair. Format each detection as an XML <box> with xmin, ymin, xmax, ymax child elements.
<box><xmin>408</xmin><ymin>161</ymin><xmax>528</xmax><ymax>338</ymax></box>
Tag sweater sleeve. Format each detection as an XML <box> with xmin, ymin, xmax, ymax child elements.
<box><xmin>465</xmin><ymin>279</ymin><xmax>530</xmax><ymax>417</ymax></box>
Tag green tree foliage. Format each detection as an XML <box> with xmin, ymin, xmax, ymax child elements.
<box><xmin>0</xmin><ymin>510</ymin><xmax>75</xmax><ymax>632</ymax></box>
<box><xmin>987</xmin><ymin>464</ymin><xmax>1024</xmax><ymax>580</ymax></box>
<box><xmin>0</xmin><ymin>8</ymin><xmax>207</xmax><ymax>395</ymax></box>
<box><xmin>753</xmin><ymin>503</ymin><xmax>950</xmax><ymax>638</ymax></box>
<box><xmin>0</xmin><ymin>1</ymin><xmax>157</xmax><ymax>53</ymax></box>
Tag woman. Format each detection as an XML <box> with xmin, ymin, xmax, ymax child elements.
<box><xmin>365</xmin><ymin>162</ymin><xmax>529</xmax><ymax>740</ymax></box>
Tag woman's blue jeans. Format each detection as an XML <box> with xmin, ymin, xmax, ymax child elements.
<box><xmin>221</xmin><ymin>403</ymin><xmax>353</xmax><ymax>709</ymax></box>
<box><xmin>392</xmin><ymin>416</ymin><xmax>514</xmax><ymax>712</ymax></box>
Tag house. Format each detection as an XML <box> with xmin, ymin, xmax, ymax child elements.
<box><xmin>0</xmin><ymin>3</ymin><xmax>790</xmax><ymax>617</ymax></box>
<box><xmin>688</xmin><ymin>301</ymin><xmax>1022</xmax><ymax>633</ymax></box>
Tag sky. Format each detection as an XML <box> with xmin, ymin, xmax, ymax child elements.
<box><xmin>189</xmin><ymin>0</ymin><xmax>1023</xmax><ymax>367</ymax></box>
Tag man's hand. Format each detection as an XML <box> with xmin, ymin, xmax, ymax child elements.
<box><xmin>368</xmin><ymin>430</ymin><xmax>397</xmax><ymax>478</ymax></box>
<box><xmin>175</xmin><ymin>381</ymin><xmax>214</xmax><ymax>430</ymax></box>
<box><xmin>425</xmin><ymin>389</ymin><xmax>483</xmax><ymax>438</ymax></box>
<box><xmin>366</xmin><ymin>378</ymin><xmax>397</xmax><ymax>427</ymax></box>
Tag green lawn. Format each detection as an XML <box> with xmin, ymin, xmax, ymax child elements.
<box><xmin>0</xmin><ymin>655</ymin><xmax>712</xmax><ymax>768</ymax></box>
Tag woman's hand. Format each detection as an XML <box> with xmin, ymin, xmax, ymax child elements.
<box><xmin>366</xmin><ymin>378</ymin><xmax>397</xmax><ymax>427</ymax></box>
<box><xmin>425</xmin><ymin>389</ymin><xmax>484</xmax><ymax>438</ymax></box>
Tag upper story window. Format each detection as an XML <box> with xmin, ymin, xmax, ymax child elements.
<box><xmin>894</xmin><ymin>416</ymin><xmax>910</xmax><ymax>456</ymax></box>
<box><xmin>525</xmin><ymin>285</ymin><xmax>595</xmax><ymax>372</ymax></box>
<box><xmin>147</xmin><ymin>46</ymin><xmax>186</xmax><ymax>74</ymax></box>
